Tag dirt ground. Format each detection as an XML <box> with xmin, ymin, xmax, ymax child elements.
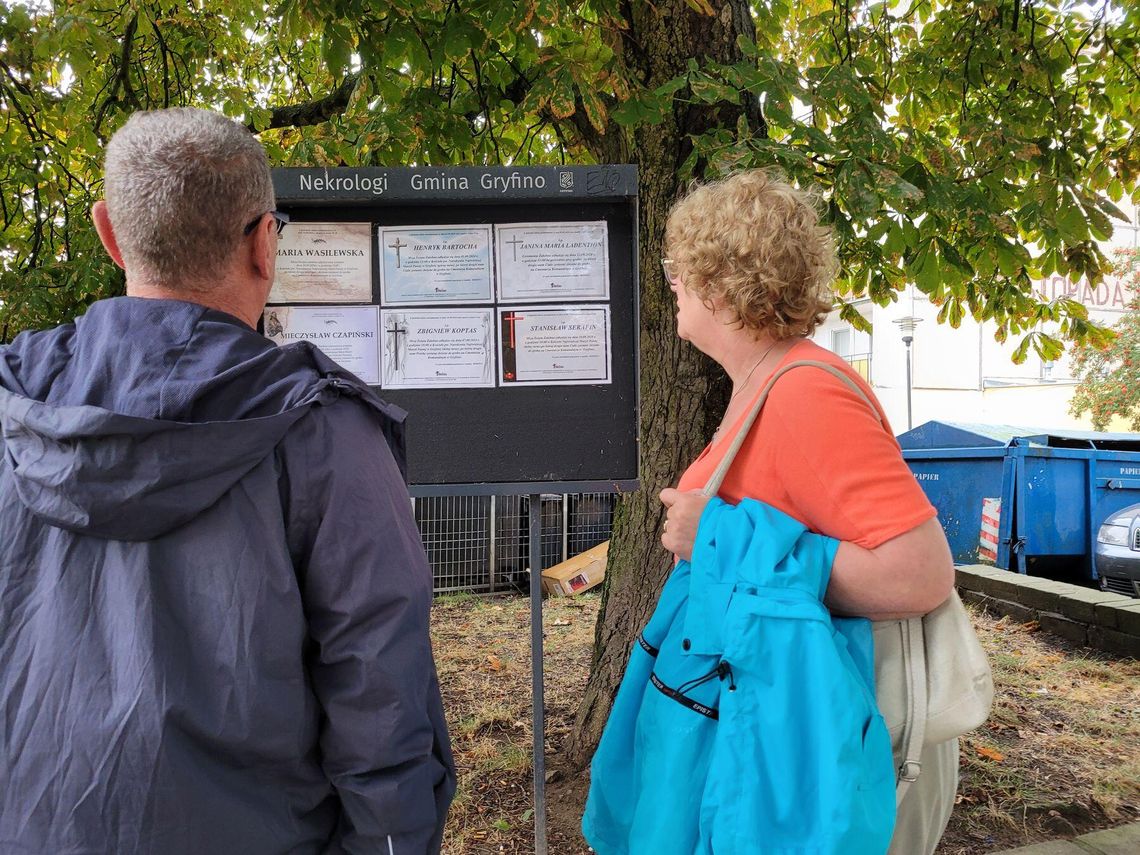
<box><xmin>432</xmin><ymin>592</ymin><xmax>1140</xmax><ymax>854</ymax></box>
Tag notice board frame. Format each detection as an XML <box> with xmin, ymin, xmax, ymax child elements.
<box><xmin>272</xmin><ymin>166</ymin><xmax>639</xmax><ymax>853</ymax></box>
<box><xmin>271</xmin><ymin>165</ymin><xmax>641</xmax><ymax>498</ymax></box>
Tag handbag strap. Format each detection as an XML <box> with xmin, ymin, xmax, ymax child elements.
<box><xmin>896</xmin><ymin>620</ymin><xmax>929</xmax><ymax>805</ymax></box>
<box><xmin>700</xmin><ymin>357</ymin><xmax>929</xmax><ymax>797</ymax></box>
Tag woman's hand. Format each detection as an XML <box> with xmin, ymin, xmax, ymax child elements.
<box><xmin>659</xmin><ymin>488</ymin><xmax>711</xmax><ymax>561</ymax></box>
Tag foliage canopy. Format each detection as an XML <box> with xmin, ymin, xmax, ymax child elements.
<box><xmin>1</xmin><ymin>0</ymin><xmax>1137</xmax><ymax>356</ymax></box>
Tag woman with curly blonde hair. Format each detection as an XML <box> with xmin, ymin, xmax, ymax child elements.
<box><xmin>584</xmin><ymin>170</ymin><xmax>958</xmax><ymax>854</ymax></box>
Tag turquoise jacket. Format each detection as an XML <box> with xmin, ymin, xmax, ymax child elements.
<box><xmin>582</xmin><ymin>498</ymin><xmax>895</xmax><ymax>854</ymax></box>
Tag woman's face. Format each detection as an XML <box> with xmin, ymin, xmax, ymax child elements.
<box><xmin>665</xmin><ymin>262</ymin><xmax>725</xmax><ymax>352</ymax></box>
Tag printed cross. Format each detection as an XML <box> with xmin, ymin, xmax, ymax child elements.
<box><xmin>506</xmin><ymin>234</ymin><xmax>525</xmax><ymax>262</ymax></box>
<box><xmin>387</xmin><ymin>319</ymin><xmax>408</xmax><ymax>370</ymax></box>
<box><xmin>502</xmin><ymin>312</ymin><xmax>526</xmax><ymax>348</ymax></box>
<box><xmin>388</xmin><ymin>237</ymin><xmax>407</xmax><ymax>268</ymax></box>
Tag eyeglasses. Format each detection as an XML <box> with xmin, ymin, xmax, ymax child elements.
<box><xmin>661</xmin><ymin>257</ymin><xmax>682</xmax><ymax>285</ymax></box>
<box><xmin>243</xmin><ymin>210</ymin><xmax>290</xmax><ymax>236</ymax></box>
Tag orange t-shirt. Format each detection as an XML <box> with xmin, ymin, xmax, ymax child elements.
<box><xmin>676</xmin><ymin>339</ymin><xmax>936</xmax><ymax>550</ymax></box>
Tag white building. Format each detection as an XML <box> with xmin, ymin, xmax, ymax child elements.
<box><xmin>812</xmin><ymin>207</ymin><xmax>1139</xmax><ymax>435</ymax></box>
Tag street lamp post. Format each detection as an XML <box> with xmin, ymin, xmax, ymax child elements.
<box><xmin>893</xmin><ymin>316</ymin><xmax>922</xmax><ymax>431</ymax></box>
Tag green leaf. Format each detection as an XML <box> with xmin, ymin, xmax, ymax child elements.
<box><xmin>1099</xmin><ymin>198</ymin><xmax>1130</xmax><ymax>223</ymax></box>
<box><xmin>1055</xmin><ymin>191</ymin><xmax>1089</xmax><ymax>243</ymax></box>
<box><xmin>883</xmin><ymin>222</ymin><xmax>907</xmax><ymax>258</ymax></box>
<box><xmin>321</xmin><ymin>23</ymin><xmax>353</xmax><ymax>77</ymax></box>
<box><xmin>1035</xmin><ymin>334</ymin><xmax>1064</xmax><ymax>363</ymax></box>
<box><xmin>908</xmin><ymin>243</ymin><xmax>940</xmax><ymax>295</ymax></box>
<box><xmin>654</xmin><ymin>76</ymin><xmax>689</xmax><ymax>98</ymax></box>
<box><xmin>1011</xmin><ymin>335</ymin><xmax>1032</xmax><ymax>365</ymax></box>
<box><xmin>683</xmin><ymin>0</ymin><xmax>718</xmax><ymax>14</ymax></box>
<box><xmin>689</xmin><ymin>76</ymin><xmax>738</xmax><ymax>105</ymax></box>
<box><xmin>581</xmin><ymin>90</ymin><xmax>607</xmax><ymax>133</ymax></box>
<box><xmin>936</xmin><ymin>238</ymin><xmax>974</xmax><ymax>277</ymax></box>
<box><xmin>836</xmin><ymin>160</ymin><xmax>880</xmax><ymax>219</ymax></box>
<box><xmin>838</xmin><ymin>301</ymin><xmax>873</xmax><ymax>332</ymax></box>
<box><xmin>548</xmin><ymin>75</ymin><xmax>577</xmax><ymax>119</ymax></box>
<box><xmin>609</xmin><ymin>99</ymin><xmax>648</xmax><ymax>127</ymax></box>
<box><xmin>443</xmin><ymin>16</ymin><xmax>472</xmax><ymax>60</ymax></box>
<box><xmin>994</xmin><ymin>240</ymin><xmax>1022</xmax><ymax>278</ymax></box>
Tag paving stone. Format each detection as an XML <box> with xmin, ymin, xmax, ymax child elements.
<box><xmin>1093</xmin><ymin>600</ymin><xmax>1125</xmax><ymax>630</ymax></box>
<box><xmin>1073</xmin><ymin>822</ymin><xmax>1140</xmax><ymax>854</ymax></box>
<box><xmin>1012</xmin><ymin>581</ymin><xmax>1067</xmax><ymax>612</ymax></box>
<box><xmin>958</xmin><ymin>565</ymin><xmax>1140</xmax><ymax>659</ymax></box>
<box><xmin>1038</xmin><ymin>612</ymin><xmax>1090</xmax><ymax>646</ymax></box>
<box><xmin>959</xmin><ymin>564</ymin><xmax>1007</xmax><ymax>580</ymax></box>
<box><xmin>1087</xmin><ymin>625</ymin><xmax>1140</xmax><ymax>660</ymax></box>
<box><xmin>961</xmin><ymin>591</ymin><xmax>1038</xmax><ymax>624</ymax></box>
<box><xmin>967</xmin><ymin>571</ymin><xmax>1034</xmax><ymax>602</ymax></box>
<box><xmin>1055</xmin><ymin>588</ymin><xmax>1133</xmax><ymax>624</ymax></box>
<box><xmin>996</xmin><ymin>841</ymin><xmax>1087</xmax><ymax>854</ymax></box>
<box><xmin>1110</xmin><ymin>601</ymin><xmax>1140</xmax><ymax>636</ymax></box>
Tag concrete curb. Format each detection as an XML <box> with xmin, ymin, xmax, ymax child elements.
<box><xmin>955</xmin><ymin>565</ymin><xmax>1140</xmax><ymax>658</ymax></box>
<box><xmin>993</xmin><ymin>821</ymin><xmax>1140</xmax><ymax>853</ymax></box>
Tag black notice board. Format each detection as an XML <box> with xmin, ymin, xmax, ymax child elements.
<box><xmin>271</xmin><ymin>166</ymin><xmax>640</xmax><ymax>497</ymax></box>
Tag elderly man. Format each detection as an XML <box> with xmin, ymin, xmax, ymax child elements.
<box><xmin>0</xmin><ymin>108</ymin><xmax>455</xmax><ymax>853</ymax></box>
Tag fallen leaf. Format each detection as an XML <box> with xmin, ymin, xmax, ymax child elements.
<box><xmin>487</xmin><ymin>654</ymin><xmax>503</xmax><ymax>671</ymax></box>
<box><xmin>551</xmin><ymin>618</ymin><xmax>571</xmax><ymax>627</ymax></box>
<box><xmin>977</xmin><ymin>746</ymin><xmax>1005</xmax><ymax>762</ymax></box>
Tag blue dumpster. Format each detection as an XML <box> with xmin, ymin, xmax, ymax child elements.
<box><xmin>897</xmin><ymin>422</ymin><xmax>1140</xmax><ymax>580</ymax></box>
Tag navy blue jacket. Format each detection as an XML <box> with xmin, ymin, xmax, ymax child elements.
<box><xmin>0</xmin><ymin>297</ymin><xmax>455</xmax><ymax>854</ymax></box>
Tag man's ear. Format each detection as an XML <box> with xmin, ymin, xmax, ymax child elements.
<box><xmin>250</xmin><ymin>214</ymin><xmax>276</xmax><ymax>282</ymax></box>
<box><xmin>91</xmin><ymin>201</ymin><xmax>127</xmax><ymax>270</ymax></box>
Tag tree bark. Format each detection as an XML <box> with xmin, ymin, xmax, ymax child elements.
<box><xmin>257</xmin><ymin>75</ymin><xmax>361</xmax><ymax>132</ymax></box>
<box><xmin>563</xmin><ymin>0</ymin><xmax>761</xmax><ymax>769</ymax></box>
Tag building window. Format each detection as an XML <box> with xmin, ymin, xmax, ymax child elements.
<box><xmin>831</xmin><ymin>327</ymin><xmax>871</xmax><ymax>382</ymax></box>
<box><xmin>831</xmin><ymin>328</ymin><xmax>852</xmax><ymax>359</ymax></box>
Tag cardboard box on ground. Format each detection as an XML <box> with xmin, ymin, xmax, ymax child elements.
<box><xmin>540</xmin><ymin>541</ymin><xmax>608</xmax><ymax>597</ymax></box>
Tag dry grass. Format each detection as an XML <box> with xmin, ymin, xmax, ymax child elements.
<box><xmin>434</xmin><ymin>592</ymin><xmax>598</xmax><ymax>854</ymax></box>
<box><xmin>938</xmin><ymin>609</ymin><xmax>1140</xmax><ymax>853</ymax></box>
<box><xmin>432</xmin><ymin>593</ymin><xmax>1140</xmax><ymax>854</ymax></box>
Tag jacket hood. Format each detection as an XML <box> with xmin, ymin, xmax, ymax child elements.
<box><xmin>0</xmin><ymin>297</ymin><xmax>400</xmax><ymax>540</ymax></box>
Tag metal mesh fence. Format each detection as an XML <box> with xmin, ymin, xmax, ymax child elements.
<box><xmin>567</xmin><ymin>493</ymin><xmax>615</xmax><ymax>555</ymax></box>
<box><xmin>414</xmin><ymin>495</ymin><xmax>492</xmax><ymax>594</ymax></box>
<box><xmin>414</xmin><ymin>493</ymin><xmax>616</xmax><ymax>594</ymax></box>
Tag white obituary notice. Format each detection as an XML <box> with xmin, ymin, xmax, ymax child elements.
<box><xmin>496</xmin><ymin>221</ymin><xmax>609</xmax><ymax>302</ymax></box>
<box><xmin>270</xmin><ymin>222</ymin><xmax>372</xmax><ymax>303</ymax></box>
<box><xmin>264</xmin><ymin>305</ymin><xmax>380</xmax><ymax>385</ymax></box>
<box><xmin>380</xmin><ymin>224</ymin><xmax>494</xmax><ymax>305</ymax></box>
<box><xmin>381</xmin><ymin>309</ymin><xmax>495</xmax><ymax>389</ymax></box>
<box><xmin>499</xmin><ymin>305</ymin><xmax>611</xmax><ymax>386</ymax></box>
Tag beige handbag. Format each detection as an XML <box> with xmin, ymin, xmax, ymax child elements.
<box><xmin>873</xmin><ymin>593</ymin><xmax>993</xmax><ymax>803</ymax></box>
<box><xmin>704</xmin><ymin>359</ymin><xmax>994</xmax><ymax>803</ymax></box>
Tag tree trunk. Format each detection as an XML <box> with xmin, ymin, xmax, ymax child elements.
<box><xmin>563</xmin><ymin>0</ymin><xmax>761</xmax><ymax>769</ymax></box>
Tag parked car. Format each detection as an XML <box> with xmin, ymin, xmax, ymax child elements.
<box><xmin>1096</xmin><ymin>502</ymin><xmax>1140</xmax><ymax>598</ymax></box>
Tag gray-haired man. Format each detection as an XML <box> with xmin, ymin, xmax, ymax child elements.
<box><xmin>0</xmin><ymin>108</ymin><xmax>455</xmax><ymax>853</ymax></box>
